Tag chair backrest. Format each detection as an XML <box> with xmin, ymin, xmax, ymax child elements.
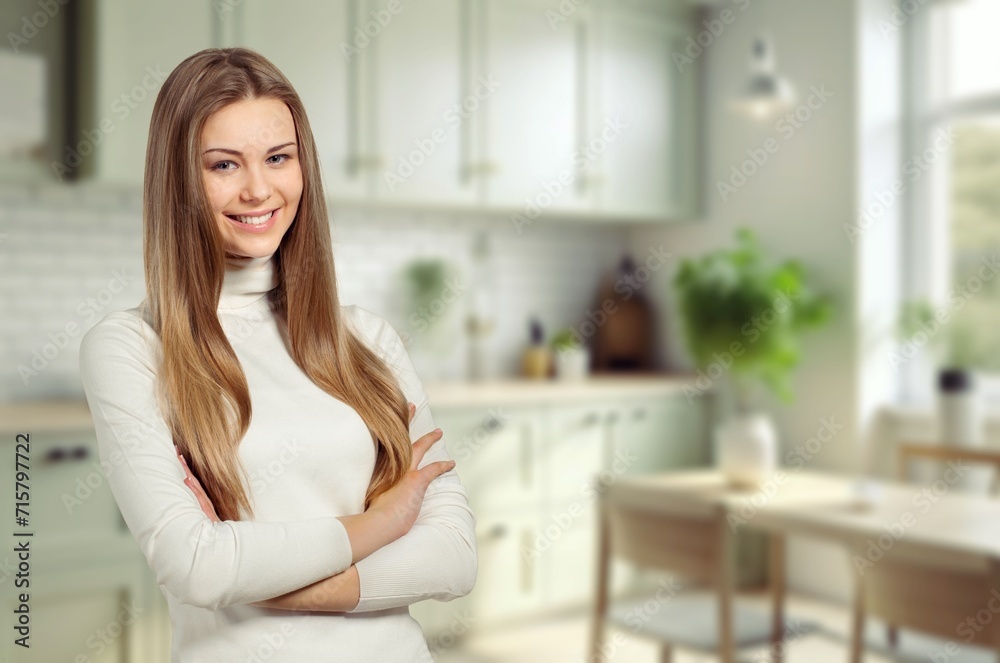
<box><xmin>600</xmin><ymin>495</ymin><xmax>726</xmax><ymax>585</ymax></box>
<box><xmin>897</xmin><ymin>443</ymin><xmax>1000</xmax><ymax>494</ymax></box>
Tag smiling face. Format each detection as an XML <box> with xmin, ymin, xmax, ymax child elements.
<box><xmin>200</xmin><ymin>97</ymin><xmax>303</xmax><ymax>259</ymax></box>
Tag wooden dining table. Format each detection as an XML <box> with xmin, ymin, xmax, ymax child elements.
<box><xmin>605</xmin><ymin>468</ymin><xmax>1000</xmax><ymax>663</ymax></box>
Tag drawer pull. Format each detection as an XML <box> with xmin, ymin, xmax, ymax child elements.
<box><xmin>520</xmin><ymin>528</ymin><xmax>534</xmax><ymax>593</ymax></box>
<box><xmin>484</xmin><ymin>416</ymin><xmax>504</xmax><ymax>432</ymax></box>
<box><xmin>483</xmin><ymin>523</ymin><xmax>507</xmax><ymax>541</ymax></box>
<box><xmin>520</xmin><ymin>425</ymin><xmax>533</xmax><ymax>487</ymax></box>
<box><xmin>43</xmin><ymin>445</ymin><xmax>91</xmax><ymax>464</ymax></box>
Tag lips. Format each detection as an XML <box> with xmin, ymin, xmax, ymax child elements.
<box><xmin>225</xmin><ymin>208</ymin><xmax>277</xmax><ymax>225</ymax></box>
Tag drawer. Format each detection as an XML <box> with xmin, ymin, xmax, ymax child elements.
<box><xmin>1</xmin><ymin>430</ymin><xmax>126</xmax><ymax>547</ymax></box>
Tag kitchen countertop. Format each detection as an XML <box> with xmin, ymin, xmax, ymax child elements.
<box><xmin>426</xmin><ymin>373</ymin><xmax>703</xmax><ymax>408</ymax></box>
<box><xmin>0</xmin><ymin>373</ymin><xmax>707</xmax><ymax>434</ymax></box>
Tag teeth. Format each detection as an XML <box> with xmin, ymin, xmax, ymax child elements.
<box><xmin>234</xmin><ymin>210</ymin><xmax>274</xmax><ymax>225</ymax></box>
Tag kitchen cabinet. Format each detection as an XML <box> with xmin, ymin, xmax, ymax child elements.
<box><xmin>0</xmin><ymin>425</ymin><xmax>170</xmax><ymax>663</ymax></box>
<box><xmin>366</xmin><ymin>0</ymin><xmax>476</xmax><ymax>204</ymax></box>
<box><xmin>77</xmin><ymin>0</ymin><xmax>701</xmax><ymax>221</ymax></box>
<box><xmin>1</xmin><ymin>554</ymin><xmax>162</xmax><ymax>663</ymax></box>
<box><xmin>79</xmin><ymin>0</ymin><xmax>214</xmax><ymax>185</ymax></box>
<box><xmin>588</xmin><ymin>3</ymin><xmax>701</xmax><ymax>219</ymax></box>
<box><xmin>234</xmin><ymin>0</ymin><xmax>368</xmax><ymax>200</ymax></box>
<box><xmin>444</xmin><ymin>405</ymin><xmax>543</xmax><ymax>515</ymax></box>
<box><xmin>411</xmin><ymin>387</ymin><xmax>711</xmax><ymax>637</ymax></box>
<box><xmin>475</xmin><ymin>0</ymin><xmax>587</xmax><ymax>212</ymax></box>
<box><xmin>543</xmin><ymin>404</ymin><xmax>608</xmax><ymax>504</ymax></box>
<box><xmin>237</xmin><ymin>0</ymin><xmax>475</xmax><ymax>205</ymax></box>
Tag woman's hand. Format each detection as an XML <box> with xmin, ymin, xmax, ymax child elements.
<box><xmin>176</xmin><ymin>445</ymin><xmax>221</xmax><ymax>523</ymax></box>
<box><xmin>366</xmin><ymin>402</ymin><xmax>455</xmax><ymax>541</ymax></box>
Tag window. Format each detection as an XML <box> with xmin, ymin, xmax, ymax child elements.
<box><xmin>905</xmin><ymin>0</ymin><xmax>1000</xmax><ymax>404</ymax></box>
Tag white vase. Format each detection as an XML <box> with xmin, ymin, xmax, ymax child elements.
<box><xmin>715</xmin><ymin>413</ymin><xmax>777</xmax><ymax>489</ymax></box>
<box><xmin>554</xmin><ymin>347</ymin><xmax>589</xmax><ymax>381</ymax></box>
<box><xmin>937</xmin><ymin>369</ymin><xmax>992</xmax><ymax>494</ymax></box>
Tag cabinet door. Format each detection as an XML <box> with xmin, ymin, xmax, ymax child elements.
<box><xmin>543</xmin><ymin>404</ymin><xmax>609</xmax><ymax>504</ymax></box>
<box><xmin>236</xmin><ymin>0</ymin><xmax>368</xmax><ymax>199</ymax></box>
<box><xmin>542</xmin><ymin>497</ymin><xmax>599</xmax><ymax>607</ymax></box>
<box><xmin>612</xmin><ymin>394</ymin><xmax>710</xmax><ymax>473</ymax></box>
<box><xmin>479</xmin><ymin>0</ymin><xmax>588</xmax><ymax>212</ymax></box>
<box><xmin>591</xmin><ymin>4</ymin><xmax>700</xmax><ymax>219</ymax></box>
<box><xmin>0</xmin><ymin>431</ymin><xmax>126</xmax><ymax>549</ymax></box>
<box><xmin>85</xmin><ymin>0</ymin><xmax>214</xmax><ymax>184</ymax></box>
<box><xmin>366</xmin><ymin>0</ymin><xmax>477</xmax><ymax>204</ymax></box>
<box><xmin>446</xmin><ymin>406</ymin><xmax>542</xmax><ymax>515</ymax></box>
<box><xmin>1</xmin><ymin>554</ymin><xmax>154</xmax><ymax>663</ymax></box>
<box><xmin>469</xmin><ymin>510</ymin><xmax>544</xmax><ymax>624</ymax></box>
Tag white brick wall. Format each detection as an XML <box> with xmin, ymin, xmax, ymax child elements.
<box><xmin>0</xmin><ymin>183</ymin><xmax>628</xmax><ymax>401</ymax></box>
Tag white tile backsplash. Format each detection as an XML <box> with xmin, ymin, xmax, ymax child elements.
<box><xmin>0</xmin><ymin>183</ymin><xmax>628</xmax><ymax>402</ymax></box>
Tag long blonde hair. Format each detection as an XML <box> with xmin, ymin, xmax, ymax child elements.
<box><xmin>142</xmin><ymin>47</ymin><xmax>411</xmax><ymax>521</ymax></box>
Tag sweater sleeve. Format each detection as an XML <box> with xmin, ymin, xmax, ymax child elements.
<box><xmin>78</xmin><ymin>311</ymin><xmax>355</xmax><ymax>611</ymax></box>
<box><xmin>345</xmin><ymin>306</ymin><xmax>478</xmax><ymax>613</ymax></box>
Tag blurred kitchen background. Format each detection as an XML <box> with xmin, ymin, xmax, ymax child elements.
<box><xmin>4</xmin><ymin>0</ymin><xmax>1000</xmax><ymax>661</ymax></box>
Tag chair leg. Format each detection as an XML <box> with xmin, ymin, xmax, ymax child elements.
<box><xmin>850</xmin><ymin>565</ymin><xmax>866</xmax><ymax>663</ymax></box>
<box><xmin>658</xmin><ymin>644</ymin><xmax>673</xmax><ymax>663</ymax></box>
<box><xmin>771</xmin><ymin>534</ymin><xmax>786</xmax><ymax>663</ymax></box>
<box><xmin>991</xmin><ymin>560</ymin><xmax>1000</xmax><ymax>662</ymax></box>
<box><xmin>717</xmin><ymin>510</ymin><xmax>735</xmax><ymax>663</ymax></box>
<box><xmin>589</xmin><ymin>500</ymin><xmax>611</xmax><ymax>662</ymax></box>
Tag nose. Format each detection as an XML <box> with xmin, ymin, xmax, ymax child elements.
<box><xmin>240</xmin><ymin>163</ymin><xmax>273</xmax><ymax>203</ymax></box>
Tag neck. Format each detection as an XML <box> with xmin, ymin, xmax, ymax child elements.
<box><xmin>219</xmin><ymin>252</ymin><xmax>278</xmax><ymax>310</ymax></box>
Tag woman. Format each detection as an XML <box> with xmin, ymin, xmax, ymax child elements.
<box><xmin>78</xmin><ymin>47</ymin><xmax>477</xmax><ymax>662</ymax></box>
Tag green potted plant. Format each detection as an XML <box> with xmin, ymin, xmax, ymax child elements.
<box><xmin>551</xmin><ymin>327</ymin><xmax>589</xmax><ymax>381</ymax></box>
<box><xmin>673</xmin><ymin>227</ymin><xmax>832</xmax><ymax>487</ymax></box>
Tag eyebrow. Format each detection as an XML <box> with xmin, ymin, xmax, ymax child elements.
<box><xmin>202</xmin><ymin>142</ymin><xmax>296</xmax><ymax>157</ymax></box>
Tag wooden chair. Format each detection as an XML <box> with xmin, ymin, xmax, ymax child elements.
<box><xmin>896</xmin><ymin>443</ymin><xmax>1000</xmax><ymax>494</ymax></box>
<box><xmin>850</xmin><ymin>443</ymin><xmax>1000</xmax><ymax>662</ymax></box>
<box><xmin>589</xmin><ymin>488</ymin><xmax>788</xmax><ymax>663</ymax></box>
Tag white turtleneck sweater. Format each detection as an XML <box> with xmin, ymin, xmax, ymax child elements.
<box><xmin>78</xmin><ymin>253</ymin><xmax>477</xmax><ymax>663</ymax></box>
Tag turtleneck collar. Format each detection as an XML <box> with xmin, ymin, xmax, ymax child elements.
<box><xmin>219</xmin><ymin>252</ymin><xmax>278</xmax><ymax>310</ymax></box>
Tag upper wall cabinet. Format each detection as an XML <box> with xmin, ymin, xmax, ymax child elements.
<box><xmin>365</xmin><ymin>0</ymin><xmax>476</xmax><ymax>205</ymax></box>
<box><xmin>234</xmin><ymin>0</ymin><xmax>367</xmax><ymax>200</ymax></box>
<box><xmin>476</xmin><ymin>0</ymin><xmax>588</xmax><ymax>213</ymax></box>
<box><xmin>588</xmin><ymin>3</ymin><xmax>701</xmax><ymax>220</ymax></box>
<box><xmin>80</xmin><ymin>0</ymin><xmax>214</xmax><ymax>185</ymax></box>
<box><xmin>81</xmin><ymin>0</ymin><xmax>702</xmax><ymax>222</ymax></box>
<box><xmin>237</xmin><ymin>0</ymin><xmax>475</xmax><ymax>205</ymax></box>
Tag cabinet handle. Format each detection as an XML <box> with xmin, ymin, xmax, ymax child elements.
<box><xmin>520</xmin><ymin>528</ymin><xmax>534</xmax><ymax>593</ymax></box>
<box><xmin>581</xmin><ymin>172</ymin><xmax>607</xmax><ymax>189</ymax></box>
<box><xmin>483</xmin><ymin>523</ymin><xmax>507</xmax><ymax>541</ymax></box>
<box><xmin>575</xmin><ymin>16</ymin><xmax>588</xmax><ymax>195</ymax></box>
<box><xmin>462</xmin><ymin>161</ymin><xmax>499</xmax><ymax>178</ymax></box>
<box><xmin>459</xmin><ymin>0</ymin><xmax>473</xmax><ymax>186</ymax></box>
<box><xmin>520</xmin><ymin>423</ymin><xmax>533</xmax><ymax>488</ymax></box>
<box><xmin>347</xmin><ymin>155</ymin><xmax>385</xmax><ymax>170</ymax></box>
<box><xmin>345</xmin><ymin>0</ymin><xmax>361</xmax><ymax>178</ymax></box>
<box><xmin>43</xmin><ymin>445</ymin><xmax>91</xmax><ymax>464</ymax></box>
<box><xmin>484</xmin><ymin>415</ymin><xmax>505</xmax><ymax>432</ymax></box>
